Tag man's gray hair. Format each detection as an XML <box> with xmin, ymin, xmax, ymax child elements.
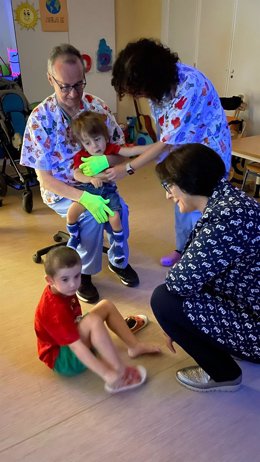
<box><xmin>47</xmin><ymin>44</ymin><xmax>84</xmax><ymax>73</ymax></box>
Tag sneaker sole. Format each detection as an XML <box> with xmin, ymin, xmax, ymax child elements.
<box><xmin>176</xmin><ymin>376</ymin><xmax>241</xmax><ymax>392</ymax></box>
<box><xmin>76</xmin><ymin>291</ymin><xmax>99</xmax><ymax>304</ymax></box>
<box><xmin>108</xmin><ymin>264</ymin><xmax>139</xmax><ymax>287</ymax></box>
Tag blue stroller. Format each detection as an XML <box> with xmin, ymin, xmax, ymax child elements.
<box><xmin>0</xmin><ymin>78</ymin><xmax>38</xmax><ymax>212</ymax></box>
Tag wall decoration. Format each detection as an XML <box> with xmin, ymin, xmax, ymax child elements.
<box><xmin>82</xmin><ymin>54</ymin><xmax>92</xmax><ymax>74</ymax></box>
<box><xmin>39</xmin><ymin>0</ymin><xmax>68</xmax><ymax>32</ymax></box>
<box><xmin>96</xmin><ymin>39</ymin><xmax>112</xmax><ymax>72</ymax></box>
<box><xmin>14</xmin><ymin>2</ymin><xmax>39</xmax><ymax>30</ymax></box>
<box><xmin>7</xmin><ymin>49</ymin><xmax>21</xmax><ymax>77</ymax></box>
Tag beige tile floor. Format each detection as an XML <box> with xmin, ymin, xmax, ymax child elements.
<box><xmin>0</xmin><ymin>164</ymin><xmax>259</xmax><ymax>462</ymax></box>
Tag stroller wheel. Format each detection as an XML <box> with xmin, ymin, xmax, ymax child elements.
<box><xmin>22</xmin><ymin>190</ymin><xmax>33</xmax><ymax>213</ymax></box>
<box><xmin>0</xmin><ymin>173</ymin><xmax>7</xmax><ymax>197</ymax></box>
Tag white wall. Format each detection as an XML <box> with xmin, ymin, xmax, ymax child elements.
<box><xmin>67</xmin><ymin>0</ymin><xmax>116</xmax><ymax>112</ymax></box>
<box><xmin>226</xmin><ymin>0</ymin><xmax>260</xmax><ymax>134</ymax></box>
<box><xmin>12</xmin><ymin>0</ymin><xmax>117</xmax><ymax>112</ymax></box>
<box><xmin>162</xmin><ymin>0</ymin><xmax>260</xmax><ymax>135</ymax></box>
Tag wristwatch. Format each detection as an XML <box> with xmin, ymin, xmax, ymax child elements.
<box><xmin>126</xmin><ymin>162</ymin><xmax>135</xmax><ymax>175</ymax></box>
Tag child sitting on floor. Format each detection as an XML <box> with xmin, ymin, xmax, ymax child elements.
<box><xmin>35</xmin><ymin>246</ymin><xmax>160</xmax><ymax>393</ymax></box>
<box><xmin>67</xmin><ymin>110</ymin><xmax>147</xmax><ymax>264</ymax></box>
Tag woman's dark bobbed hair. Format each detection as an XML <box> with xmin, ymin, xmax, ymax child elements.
<box><xmin>111</xmin><ymin>38</ymin><xmax>179</xmax><ymax>102</ymax></box>
<box><xmin>156</xmin><ymin>143</ymin><xmax>226</xmax><ymax>197</ymax></box>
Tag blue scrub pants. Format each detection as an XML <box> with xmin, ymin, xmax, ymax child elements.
<box><xmin>175</xmin><ymin>205</ymin><xmax>201</xmax><ymax>252</ymax></box>
<box><xmin>174</xmin><ymin>166</ymin><xmax>231</xmax><ymax>252</ymax></box>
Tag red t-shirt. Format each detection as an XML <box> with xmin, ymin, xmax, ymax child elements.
<box><xmin>73</xmin><ymin>143</ymin><xmax>121</xmax><ymax>169</ymax></box>
<box><xmin>34</xmin><ymin>286</ymin><xmax>82</xmax><ymax>369</ymax></box>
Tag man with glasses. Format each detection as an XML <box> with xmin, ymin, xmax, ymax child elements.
<box><xmin>21</xmin><ymin>44</ymin><xmax>139</xmax><ymax>303</ymax></box>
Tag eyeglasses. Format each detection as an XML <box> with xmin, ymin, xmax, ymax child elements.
<box><xmin>51</xmin><ymin>74</ymin><xmax>86</xmax><ymax>94</ymax></box>
<box><xmin>161</xmin><ymin>180</ymin><xmax>173</xmax><ymax>194</ymax></box>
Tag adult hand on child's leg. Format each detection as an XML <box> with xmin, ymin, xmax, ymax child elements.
<box><xmin>78</xmin><ymin>191</ymin><xmax>114</xmax><ymax>223</ymax></box>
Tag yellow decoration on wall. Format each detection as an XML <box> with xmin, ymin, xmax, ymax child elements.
<box><xmin>14</xmin><ymin>2</ymin><xmax>39</xmax><ymax>30</ymax></box>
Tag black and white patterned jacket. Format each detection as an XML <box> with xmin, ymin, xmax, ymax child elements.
<box><xmin>165</xmin><ymin>178</ymin><xmax>260</xmax><ymax>360</ymax></box>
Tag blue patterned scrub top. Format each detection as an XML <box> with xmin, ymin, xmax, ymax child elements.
<box><xmin>150</xmin><ymin>63</ymin><xmax>231</xmax><ymax>172</ymax></box>
<box><xmin>20</xmin><ymin>93</ymin><xmax>124</xmax><ymax>205</ymax></box>
<box><xmin>165</xmin><ymin>179</ymin><xmax>260</xmax><ymax>360</ymax></box>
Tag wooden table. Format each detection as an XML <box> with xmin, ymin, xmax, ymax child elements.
<box><xmin>232</xmin><ymin>135</ymin><xmax>260</xmax><ymax>196</ymax></box>
<box><xmin>232</xmin><ymin>135</ymin><xmax>260</xmax><ymax>163</ymax></box>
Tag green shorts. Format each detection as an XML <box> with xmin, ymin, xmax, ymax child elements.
<box><xmin>54</xmin><ymin>345</ymin><xmax>87</xmax><ymax>377</ymax></box>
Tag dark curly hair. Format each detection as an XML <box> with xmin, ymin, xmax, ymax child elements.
<box><xmin>112</xmin><ymin>38</ymin><xmax>179</xmax><ymax>103</ymax></box>
<box><xmin>156</xmin><ymin>144</ymin><xmax>226</xmax><ymax>197</ymax></box>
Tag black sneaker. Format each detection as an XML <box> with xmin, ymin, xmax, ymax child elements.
<box><xmin>108</xmin><ymin>262</ymin><xmax>139</xmax><ymax>287</ymax></box>
<box><xmin>77</xmin><ymin>275</ymin><xmax>99</xmax><ymax>303</ymax></box>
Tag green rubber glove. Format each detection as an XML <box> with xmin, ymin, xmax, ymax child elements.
<box><xmin>79</xmin><ymin>155</ymin><xmax>109</xmax><ymax>176</ymax></box>
<box><xmin>78</xmin><ymin>191</ymin><xmax>114</xmax><ymax>224</ymax></box>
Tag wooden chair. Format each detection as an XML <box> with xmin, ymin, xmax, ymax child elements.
<box><xmin>241</xmin><ymin>162</ymin><xmax>260</xmax><ymax>198</ymax></box>
<box><xmin>220</xmin><ymin>95</ymin><xmax>247</xmax><ymax>139</ymax></box>
<box><xmin>220</xmin><ymin>95</ymin><xmax>247</xmax><ymax>186</ymax></box>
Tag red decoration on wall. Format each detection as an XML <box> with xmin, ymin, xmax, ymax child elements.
<box><xmin>82</xmin><ymin>54</ymin><xmax>92</xmax><ymax>73</ymax></box>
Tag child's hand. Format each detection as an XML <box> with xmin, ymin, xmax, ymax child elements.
<box><xmin>90</xmin><ymin>178</ymin><xmax>103</xmax><ymax>188</ymax></box>
<box><xmin>80</xmin><ymin>156</ymin><xmax>109</xmax><ymax>176</ymax></box>
<box><xmin>104</xmin><ymin>165</ymin><xmax>125</xmax><ymax>181</ymax></box>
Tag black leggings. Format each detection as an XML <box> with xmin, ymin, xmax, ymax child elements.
<box><xmin>150</xmin><ymin>284</ymin><xmax>242</xmax><ymax>382</ymax></box>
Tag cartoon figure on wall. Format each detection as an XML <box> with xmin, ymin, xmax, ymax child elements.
<box><xmin>14</xmin><ymin>1</ymin><xmax>39</xmax><ymax>30</ymax></box>
<box><xmin>96</xmin><ymin>39</ymin><xmax>112</xmax><ymax>72</ymax></box>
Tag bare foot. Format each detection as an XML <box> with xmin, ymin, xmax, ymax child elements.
<box><xmin>128</xmin><ymin>342</ymin><xmax>161</xmax><ymax>358</ymax></box>
<box><xmin>103</xmin><ymin>365</ymin><xmax>125</xmax><ymax>386</ymax></box>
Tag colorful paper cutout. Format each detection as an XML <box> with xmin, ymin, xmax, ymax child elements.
<box><xmin>7</xmin><ymin>49</ymin><xmax>21</xmax><ymax>77</ymax></box>
<box><xmin>82</xmin><ymin>54</ymin><xmax>92</xmax><ymax>74</ymax></box>
<box><xmin>96</xmin><ymin>39</ymin><xmax>112</xmax><ymax>72</ymax></box>
<box><xmin>39</xmin><ymin>0</ymin><xmax>68</xmax><ymax>32</ymax></box>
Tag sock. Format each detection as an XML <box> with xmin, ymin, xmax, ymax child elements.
<box><xmin>113</xmin><ymin>230</ymin><xmax>124</xmax><ymax>246</ymax></box>
<box><xmin>67</xmin><ymin>222</ymin><xmax>80</xmax><ymax>249</ymax></box>
<box><xmin>113</xmin><ymin>230</ymin><xmax>125</xmax><ymax>263</ymax></box>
